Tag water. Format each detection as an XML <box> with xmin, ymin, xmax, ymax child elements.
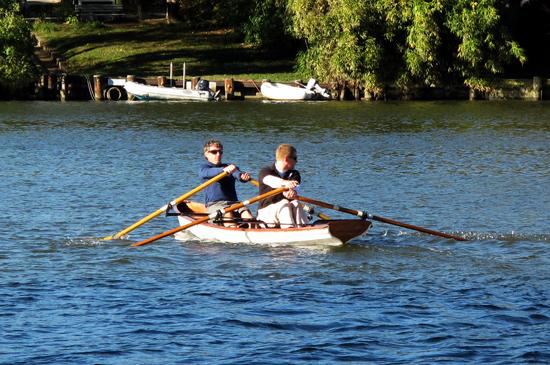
<box><xmin>0</xmin><ymin>100</ymin><xmax>549</xmax><ymax>364</ymax></box>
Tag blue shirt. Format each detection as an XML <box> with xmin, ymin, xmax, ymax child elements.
<box><xmin>199</xmin><ymin>162</ymin><xmax>244</xmax><ymax>205</ymax></box>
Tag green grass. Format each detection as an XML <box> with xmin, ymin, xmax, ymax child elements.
<box><xmin>33</xmin><ymin>20</ymin><xmax>300</xmax><ymax>81</ymax></box>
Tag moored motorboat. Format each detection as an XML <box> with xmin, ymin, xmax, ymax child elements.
<box><xmin>261</xmin><ymin>78</ymin><xmax>330</xmax><ymax>101</ymax></box>
<box><xmin>173</xmin><ymin>201</ymin><xmax>371</xmax><ymax>247</ymax></box>
<box><xmin>124</xmin><ymin>80</ymin><xmax>216</xmax><ymax>101</ymax></box>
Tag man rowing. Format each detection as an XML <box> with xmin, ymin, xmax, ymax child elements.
<box><xmin>199</xmin><ymin>139</ymin><xmax>254</xmax><ymax>226</ymax></box>
<box><xmin>257</xmin><ymin>144</ymin><xmax>309</xmax><ymax>228</ymax></box>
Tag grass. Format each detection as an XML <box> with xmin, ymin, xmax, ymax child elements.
<box><xmin>32</xmin><ymin>19</ymin><xmax>300</xmax><ymax>81</ymax></box>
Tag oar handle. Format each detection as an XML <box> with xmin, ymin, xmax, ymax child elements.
<box><xmin>249</xmin><ymin>179</ymin><xmax>331</xmax><ymax>220</ymax></box>
<box><xmin>132</xmin><ymin>187</ymin><xmax>287</xmax><ymax>247</ymax></box>
<box><xmin>296</xmin><ymin>196</ymin><xmax>368</xmax><ymax>218</ymax></box>
<box><xmin>104</xmin><ymin>171</ymin><xmax>229</xmax><ymax>240</ymax></box>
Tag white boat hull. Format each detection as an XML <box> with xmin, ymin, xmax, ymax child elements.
<box><xmin>174</xmin><ymin>215</ymin><xmax>370</xmax><ymax>247</ymax></box>
<box><xmin>124</xmin><ymin>81</ymin><xmax>215</xmax><ymax>101</ymax></box>
<box><xmin>260</xmin><ymin>79</ymin><xmax>330</xmax><ymax>101</ymax></box>
<box><xmin>261</xmin><ymin>82</ymin><xmax>316</xmax><ymax>100</ymax></box>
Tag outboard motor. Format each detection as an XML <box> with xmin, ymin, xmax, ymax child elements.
<box><xmin>306</xmin><ymin>78</ymin><xmax>317</xmax><ymax>90</ymax></box>
<box><xmin>197</xmin><ymin>79</ymin><xmax>209</xmax><ymax>91</ymax></box>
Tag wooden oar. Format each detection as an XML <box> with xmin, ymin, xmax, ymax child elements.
<box><xmin>247</xmin><ymin>178</ymin><xmax>331</xmax><ymax>220</ymax></box>
<box><xmin>132</xmin><ymin>187</ymin><xmax>287</xmax><ymax>247</ymax></box>
<box><xmin>296</xmin><ymin>196</ymin><xmax>466</xmax><ymax>241</ymax></box>
<box><xmin>103</xmin><ymin>171</ymin><xmax>229</xmax><ymax>240</ymax></box>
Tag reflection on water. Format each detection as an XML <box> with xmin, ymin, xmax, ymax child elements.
<box><xmin>0</xmin><ymin>100</ymin><xmax>549</xmax><ymax>364</ymax></box>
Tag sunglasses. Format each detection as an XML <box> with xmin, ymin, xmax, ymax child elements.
<box><xmin>289</xmin><ymin>155</ymin><xmax>298</xmax><ymax>161</ymax></box>
<box><xmin>208</xmin><ymin>149</ymin><xmax>223</xmax><ymax>155</ymax></box>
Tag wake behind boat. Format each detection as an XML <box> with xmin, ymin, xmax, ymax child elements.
<box><xmin>172</xmin><ymin>201</ymin><xmax>371</xmax><ymax>247</ymax></box>
<box><xmin>124</xmin><ymin>80</ymin><xmax>216</xmax><ymax>101</ymax></box>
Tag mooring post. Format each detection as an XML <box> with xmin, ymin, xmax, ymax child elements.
<box><xmin>47</xmin><ymin>74</ymin><xmax>57</xmax><ymax>100</ymax></box>
<box><xmin>157</xmin><ymin>76</ymin><xmax>167</xmax><ymax>87</ymax></box>
<box><xmin>37</xmin><ymin>74</ymin><xmax>48</xmax><ymax>100</ymax></box>
<box><xmin>192</xmin><ymin>77</ymin><xmax>200</xmax><ymax>90</ymax></box>
<box><xmin>60</xmin><ymin>75</ymin><xmax>67</xmax><ymax>102</ymax></box>
<box><xmin>533</xmin><ymin>76</ymin><xmax>542</xmax><ymax>100</ymax></box>
<box><xmin>93</xmin><ymin>75</ymin><xmax>105</xmax><ymax>101</ymax></box>
<box><xmin>126</xmin><ymin>75</ymin><xmax>135</xmax><ymax>100</ymax></box>
<box><xmin>224</xmin><ymin>78</ymin><xmax>234</xmax><ymax>100</ymax></box>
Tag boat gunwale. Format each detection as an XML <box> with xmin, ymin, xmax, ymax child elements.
<box><xmin>179</xmin><ymin>214</ymin><xmax>371</xmax><ymax>234</ymax></box>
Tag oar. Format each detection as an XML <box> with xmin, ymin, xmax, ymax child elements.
<box><xmin>132</xmin><ymin>187</ymin><xmax>287</xmax><ymax>247</ymax></box>
<box><xmin>103</xmin><ymin>171</ymin><xmax>229</xmax><ymax>240</ymax></box>
<box><xmin>247</xmin><ymin>178</ymin><xmax>331</xmax><ymax>220</ymax></box>
<box><xmin>296</xmin><ymin>196</ymin><xmax>466</xmax><ymax>241</ymax></box>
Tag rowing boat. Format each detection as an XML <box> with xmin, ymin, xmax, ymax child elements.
<box><xmin>124</xmin><ymin>81</ymin><xmax>216</xmax><ymax>101</ymax></box>
<box><xmin>172</xmin><ymin>202</ymin><xmax>371</xmax><ymax>247</ymax></box>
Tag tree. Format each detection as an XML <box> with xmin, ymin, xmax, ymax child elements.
<box><xmin>288</xmin><ymin>0</ymin><xmax>526</xmax><ymax>93</ymax></box>
<box><xmin>243</xmin><ymin>0</ymin><xmax>291</xmax><ymax>50</ymax></box>
<box><xmin>0</xmin><ymin>1</ymin><xmax>37</xmax><ymax>92</ymax></box>
<box><xmin>446</xmin><ymin>0</ymin><xmax>526</xmax><ymax>89</ymax></box>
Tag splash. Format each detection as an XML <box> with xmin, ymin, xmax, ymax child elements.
<box><xmin>62</xmin><ymin>236</ymin><xmax>132</xmax><ymax>247</ymax></box>
<box><xmin>461</xmin><ymin>231</ymin><xmax>550</xmax><ymax>242</ymax></box>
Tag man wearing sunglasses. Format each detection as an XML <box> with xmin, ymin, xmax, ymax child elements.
<box><xmin>256</xmin><ymin>144</ymin><xmax>309</xmax><ymax>228</ymax></box>
<box><xmin>199</xmin><ymin>139</ymin><xmax>254</xmax><ymax>226</ymax></box>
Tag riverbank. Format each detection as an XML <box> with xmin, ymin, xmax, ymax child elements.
<box><xmin>17</xmin><ymin>20</ymin><xmax>550</xmax><ymax>101</ymax></box>
<box><xmin>32</xmin><ymin>19</ymin><xmax>298</xmax><ymax>81</ymax></box>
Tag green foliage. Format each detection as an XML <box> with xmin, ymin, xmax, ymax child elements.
<box><xmin>243</xmin><ymin>0</ymin><xmax>290</xmax><ymax>50</ymax></box>
<box><xmin>288</xmin><ymin>0</ymin><xmax>526</xmax><ymax>91</ymax></box>
<box><xmin>446</xmin><ymin>0</ymin><xmax>526</xmax><ymax>89</ymax></box>
<box><xmin>64</xmin><ymin>15</ymin><xmax>79</xmax><ymax>25</ymax></box>
<box><xmin>0</xmin><ymin>0</ymin><xmax>19</xmax><ymax>12</ymax></box>
<box><xmin>0</xmin><ymin>5</ymin><xmax>37</xmax><ymax>89</ymax></box>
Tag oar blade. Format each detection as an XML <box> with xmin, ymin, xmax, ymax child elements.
<box><xmin>371</xmin><ymin>215</ymin><xmax>467</xmax><ymax>241</ymax></box>
<box><xmin>297</xmin><ymin>196</ymin><xmax>466</xmax><ymax>241</ymax></box>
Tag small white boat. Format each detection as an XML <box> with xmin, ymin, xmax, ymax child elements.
<box><xmin>261</xmin><ymin>78</ymin><xmax>330</xmax><ymax>101</ymax></box>
<box><xmin>124</xmin><ymin>80</ymin><xmax>216</xmax><ymax>101</ymax></box>
<box><xmin>173</xmin><ymin>202</ymin><xmax>370</xmax><ymax>247</ymax></box>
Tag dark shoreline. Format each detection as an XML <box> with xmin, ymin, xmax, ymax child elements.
<box><xmin>4</xmin><ymin>74</ymin><xmax>548</xmax><ymax>102</ymax></box>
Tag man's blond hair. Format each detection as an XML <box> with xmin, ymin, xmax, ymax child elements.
<box><xmin>276</xmin><ymin>144</ymin><xmax>296</xmax><ymax>160</ymax></box>
<box><xmin>203</xmin><ymin>139</ymin><xmax>223</xmax><ymax>153</ymax></box>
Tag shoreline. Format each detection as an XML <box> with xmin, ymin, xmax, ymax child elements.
<box><xmin>13</xmin><ymin>74</ymin><xmax>549</xmax><ymax>102</ymax></box>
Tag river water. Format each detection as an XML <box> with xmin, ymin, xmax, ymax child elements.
<box><xmin>0</xmin><ymin>100</ymin><xmax>548</xmax><ymax>364</ymax></box>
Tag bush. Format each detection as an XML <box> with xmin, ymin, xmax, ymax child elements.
<box><xmin>0</xmin><ymin>5</ymin><xmax>38</xmax><ymax>91</ymax></box>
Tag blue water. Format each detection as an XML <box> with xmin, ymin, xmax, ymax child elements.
<box><xmin>1</xmin><ymin>100</ymin><xmax>549</xmax><ymax>364</ymax></box>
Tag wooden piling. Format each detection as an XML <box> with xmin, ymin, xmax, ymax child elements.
<box><xmin>157</xmin><ymin>76</ymin><xmax>167</xmax><ymax>87</ymax></box>
<box><xmin>93</xmin><ymin>75</ymin><xmax>105</xmax><ymax>100</ymax></box>
<box><xmin>192</xmin><ymin>77</ymin><xmax>200</xmax><ymax>90</ymax></box>
<box><xmin>224</xmin><ymin>78</ymin><xmax>234</xmax><ymax>100</ymax></box>
<box><xmin>533</xmin><ymin>76</ymin><xmax>542</xmax><ymax>100</ymax></box>
<box><xmin>60</xmin><ymin>75</ymin><xmax>67</xmax><ymax>101</ymax></box>
<box><xmin>126</xmin><ymin>75</ymin><xmax>135</xmax><ymax>100</ymax></box>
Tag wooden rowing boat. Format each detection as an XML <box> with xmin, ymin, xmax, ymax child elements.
<box><xmin>124</xmin><ymin>81</ymin><xmax>216</xmax><ymax>101</ymax></box>
<box><xmin>172</xmin><ymin>202</ymin><xmax>371</xmax><ymax>247</ymax></box>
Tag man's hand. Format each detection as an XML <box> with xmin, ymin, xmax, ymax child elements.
<box><xmin>283</xmin><ymin>189</ymin><xmax>297</xmax><ymax>199</ymax></box>
<box><xmin>240</xmin><ymin>172</ymin><xmax>251</xmax><ymax>182</ymax></box>
<box><xmin>282</xmin><ymin>180</ymin><xmax>299</xmax><ymax>199</ymax></box>
<box><xmin>282</xmin><ymin>180</ymin><xmax>299</xmax><ymax>189</ymax></box>
<box><xmin>223</xmin><ymin>164</ymin><xmax>237</xmax><ymax>174</ymax></box>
